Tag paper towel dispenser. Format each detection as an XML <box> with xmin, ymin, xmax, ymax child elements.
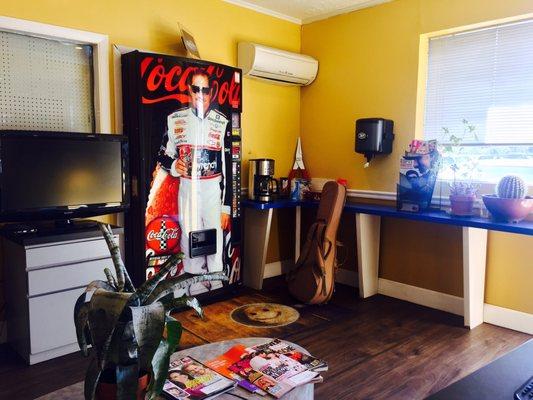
<box><xmin>355</xmin><ymin>118</ymin><xmax>394</xmax><ymax>166</ymax></box>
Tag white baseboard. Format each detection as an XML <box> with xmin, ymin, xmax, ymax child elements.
<box><xmin>378</xmin><ymin>278</ymin><xmax>464</xmax><ymax>316</ymax></box>
<box><xmin>483</xmin><ymin>303</ymin><xmax>533</xmax><ymax>335</ymax></box>
<box><xmin>377</xmin><ymin>279</ymin><xmax>533</xmax><ymax>335</ymax></box>
<box><xmin>336</xmin><ymin>269</ymin><xmax>358</xmax><ymax>287</ymax></box>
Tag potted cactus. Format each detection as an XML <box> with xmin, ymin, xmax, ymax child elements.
<box><xmin>482</xmin><ymin>175</ymin><xmax>533</xmax><ymax>222</ymax></box>
<box><xmin>74</xmin><ymin>223</ymin><xmax>227</xmax><ymax>400</ymax></box>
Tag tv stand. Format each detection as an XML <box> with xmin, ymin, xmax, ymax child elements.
<box><xmin>54</xmin><ymin>218</ymin><xmax>98</xmax><ymax>230</ymax></box>
<box><xmin>2</xmin><ymin>219</ymin><xmax>104</xmax><ymax>244</ymax></box>
<box><xmin>54</xmin><ymin>218</ymin><xmax>75</xmax><ymax>229</ymax></box>
<box><xmin>3</xmin><ymin>224</ymin><xmax>123</xmax><ymax>364</ymax></box>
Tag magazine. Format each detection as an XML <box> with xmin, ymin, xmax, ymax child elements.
<box><xmin>247</xmin><ymin>339</ymin><xmax>328</xmax><ymax>372</ymax></box>
<box><xmin>227</xmin><ymin>341</ymin><xmax>320</xmax><ymax>398</ymax></box>
<box><xmin>205</xmin><ymin>344</ymin><xmax>267</xmax><ymax>395</ymax></box>
<box><xmin>164</xmin><ymin>356</ymin><xmax>235</xmax><ymax>400</ymax></box>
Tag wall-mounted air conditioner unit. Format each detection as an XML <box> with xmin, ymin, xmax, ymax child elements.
<box><xmin>238</xmin><ymin>42</ymin><xmax>318</xmax><ymax>86</ymax></box>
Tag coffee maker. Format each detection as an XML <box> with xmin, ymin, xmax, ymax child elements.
<box><xmin>248</xmin><ymin>159</ymin><xmax>278</xmax><ymax>202</ymax></box>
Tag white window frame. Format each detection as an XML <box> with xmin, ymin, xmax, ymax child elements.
<box><xmin>414</xmin><ymin>12</ymin><xmax>533</xmax><ymax>196</ymax></box>
<box><xmin>0</xmin><ymin>16</ymin><xmax>111</xmax><ymax>133</ymax></box>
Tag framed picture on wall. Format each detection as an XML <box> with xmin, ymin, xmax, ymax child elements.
<box><xmin>179</xmin><ymin>23</ymin><xmax>200</xmax><ymax>59</ymax></box>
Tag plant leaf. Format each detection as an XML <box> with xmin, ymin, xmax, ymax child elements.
<box><xmin>162</xmin><ymin>295</ymin><xmax>203</xmax><ymax>318</ymax></box>
<box><xmin>75</xmin><ymin>280</ymin><xmax>116</xmax><ymax>357</ymax></box>
<box><xmin>129</xmin><ymin>253</ymin><xmax>184</xmax><ymax>306</ymax></box>
<box><xmin>145</xmin><ymin>272</ymin><xmax>228</xmax><ymax>304</ymax></box>
<box><xmin>84</xmin><ymin>357</ymin><xmax>102</xmax><ymax>400</ymax></box>
<box><xmin>146</xmin><ymin>317</ymin><xmax>183</xmax><ymax>400</ymax></box>
<box><xmin>87</xmin><ymin>289</ymin><xmax>132</xmax><ymax>367</ymax></box>
<box><xmin>98</xmin><ymin>223</ymin><xmax>134</xmax><ymax>292</ymax></box>
<box><xmin>74</xmin><ymin>291</ymin><xmax>93</xmax><ymax>356</ymax></box>
<box><xmin>130</xmin><ymin>302</ymin><xmax>166</xmax><ymax>372</ymax></box>
<box><xmin>104</xmin><ymin>268</ymin><xmax>118</xmax><ymax>290</ymax></box>
<box><xmin>85</xmin><ymin>280</ymin><xmax>117</xmax><ymax>293</ymax></box>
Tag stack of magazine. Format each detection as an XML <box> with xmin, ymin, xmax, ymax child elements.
<box><xmin>163</xmin><ymin>339</ymin><xmax>327</xmax><ymax>399</ymax></box>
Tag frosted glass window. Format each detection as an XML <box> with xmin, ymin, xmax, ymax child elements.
<box><xmin>422</xmin><ymin>18</ymin><xmax>533</xmax><ymax>183</ymax></box>
<box><xmin>0</xmin><ymin>31</ymin><xmax>94</xmax><ymax>132</ymax></box>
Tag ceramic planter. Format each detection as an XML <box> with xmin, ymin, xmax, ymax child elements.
<box><xmin>482</xmin><ymin>195</ymin><xmax>533</xmax><ymax>223</ymax></box>
<box><xmin>95</xmin><ymin>370</ymin><xmax>149</xmax><ymax>400</ymax></box>
<box><xmin>449</xmin><ymin>194</ymin><xmax>476</xmax><ymax>216</ymax></box>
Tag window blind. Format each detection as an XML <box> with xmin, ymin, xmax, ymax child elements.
<box><xmin>424</xmin><ymin>18</ymin><xmax>533</xmax><ymax>144</ymax></box>
<box><xmin>0</xmin><ymin>31</ymin><xmax>94</xmax><ymax>133</ymax></box>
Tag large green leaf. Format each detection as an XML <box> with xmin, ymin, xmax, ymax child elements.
<box><xmin>74</xmin><ymin>295</ymin><xmax>91</xmax><ymax>356</ymax></box>
<box><xmin>145</xmin><ymin>272</ymin><xmax>228</xmax><ymax>304</ymax></box>
<box><xmin>162</xmin><ymin>295</ymin><xmax>203</xmax><ymax>318</ymax></box>
<box><xmin>87</xmin><ymin>289</ymin><xmax>132</xmax><ymax>366</ymax></box>
<box><xmin>130</xmin><ymin>302</ymin><xmax>166</xmax><ymax>372</ymax></box>
<box><xmin>103</xmin><ymin>268</ymin><xmax>118</xmax><ymax>290</ymax></box>
<box><xmin>146</xmin><ymin>317</ymin><xmax>183</xmax><ymax>400</ymax></box>
<box><xmin>98</xmin><ymin>223</ymin><xmax>134</xmax><ymax>292</ymax></box>
<box><xmin>129</xmin><ymin>253</ymin><xmax>183</xmax><ymax>306</ymax></box>
<box><xmin>74</xmin><ymin>281</ymin><xmax>116</xmax><ymax>356</ymax></box>
<box><xmin>84</xmin><ymin>357</ymin><xmax>102</xmax><ymax>400</ymax></box>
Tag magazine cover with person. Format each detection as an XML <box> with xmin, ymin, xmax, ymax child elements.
<box><xmin>227</xmin><ymin>341</ymin><xmax>319</xmax><ymax>398</ymax></box>
<box><xmin>164</xmin><ymin>357</ymin><xmax>234</xmax><ymax>400</ymax></box>
<box><xmin>247</xmin><ymin>339</ymin><xmax>328</xmax><ymax>372</ymax></box>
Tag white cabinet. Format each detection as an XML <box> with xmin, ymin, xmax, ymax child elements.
<box><xmin>4</xmin><ymin>227</ymin><xmax>122</xmax><ymax>364</ymax></box>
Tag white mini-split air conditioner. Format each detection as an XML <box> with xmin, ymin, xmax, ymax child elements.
<box><xmin>238</xmin><ymin>42</ymin><xmax>318</xmax><ymax>86</ymax></box>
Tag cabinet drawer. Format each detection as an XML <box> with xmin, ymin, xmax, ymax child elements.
<box><xmin>26</xmin><ymin>236</ymin><xmax>118</xmax><ymax>269</ymax></box>
<box><xmin>28</xmin><ymin>258</ymin><xmax>112</xmax><ymax>296</ymax></box>
<box><xmin>29</xmin><ymin>287</ymin><xmax>84</xmax><ymax>354</ymax></box>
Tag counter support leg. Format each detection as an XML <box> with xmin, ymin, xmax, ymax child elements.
<box><xmin>243</xmin><ymin>208</ymin><xmax>273</xmax><ymax>290</ymax></box>
<box><xmin>462</xmin><ymin>227</ymin><xmax>488</xmax><ymax>329</ymax></box>
<box><xmin>295</xmin><ymin>206</ymin><xmax>301</xmax><ymax>263</ymax></box>
<box><xmin>356</xmin><ymin>213</ymin><xmax>381</xmax><ymax>298</ymax></box>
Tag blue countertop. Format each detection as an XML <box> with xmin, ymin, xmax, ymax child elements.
<box><xmin>242</xmin><ymin>198</ymin><xmax>533</xmax><ymax>236</ymax></box>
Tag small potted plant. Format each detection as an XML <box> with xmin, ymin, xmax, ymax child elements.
<box><xmin>441</xmin><ymin>119</ymin><xmax>480</xmax><ymax>216</ymax></box>
<box><xmin>449</xmin><ymin>178</ymin><xmax>478</xmax><ymax>216</ymax></box>
<box><xmin>74</xmin><ymin>223</ymin><xmax>227</xmax><ymax>400</ymax></box>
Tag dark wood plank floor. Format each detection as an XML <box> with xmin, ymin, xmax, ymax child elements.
<box><xmin>0</xmin><ymin>277</ymin><xmax>530</xmax><ymax>400</ymax></box>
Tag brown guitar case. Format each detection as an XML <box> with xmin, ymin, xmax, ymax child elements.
<box><xmin>287</xmin><ymin>181</ymin><xmax>346</xmax><ymax>304</ymax></box>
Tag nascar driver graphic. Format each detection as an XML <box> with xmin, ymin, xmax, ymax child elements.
<box><xmin>155</xmin><ymin>68</ymin><xmax>230</xmax><ymax>294</ymax></box>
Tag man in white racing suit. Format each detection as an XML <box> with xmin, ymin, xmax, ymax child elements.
<box><xmin>158</xmin><ymin>68</ymin><xmax>230</xmax><ymax>294</ymax></box>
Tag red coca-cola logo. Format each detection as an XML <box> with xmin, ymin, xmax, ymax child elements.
<box><xmin>140</xmin><ymin>57</ymin><xmax>241</xmax><ymax>108</ymax></box>
<box><xmin>145</xmin><ymin>216</ymin><xmax>181</xmax><ymax>255</ymax></box>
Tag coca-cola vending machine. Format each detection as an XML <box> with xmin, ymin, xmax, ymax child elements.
<box><xmin>121</xmin><ymin>51</ymin><xmax>242</xmax><ymax>297</ymax></box>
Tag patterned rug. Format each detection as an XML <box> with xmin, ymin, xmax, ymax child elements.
<box><xmin>230</xmin><ymin>303</ymin><xmax>300</xmax><ymax>328</ymax></box>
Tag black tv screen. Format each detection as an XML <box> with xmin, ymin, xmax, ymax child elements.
<box><xmin>0</xmin><ymin>131</ymin><xmax>129</xmax><ymax>221</ymax></box>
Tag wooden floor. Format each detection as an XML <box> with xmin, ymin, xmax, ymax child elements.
<box><xmin>0</xmin><ymin>278</ymin><xmax>530</xmax><ymax>400</ymax></box>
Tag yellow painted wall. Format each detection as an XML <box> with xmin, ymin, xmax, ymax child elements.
<box><xmin>0</xmin><ymin>0</ymin><xmax>301</xmax><ymax>183</ymax></box>
<box><xmin>0</xmin><ymin>0</ymin><xmax>300</xmax><ymax>328</ymax></box>
<box><xmin>301</xmin><ymin>0</ymin><xmax>533</xmax><ymax>313</ymax></box>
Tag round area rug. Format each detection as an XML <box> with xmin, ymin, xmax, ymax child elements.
<box><xmin>230</xmin><ymin>303</ymin><xmax>300</xmax><ymax>328</ymax></box>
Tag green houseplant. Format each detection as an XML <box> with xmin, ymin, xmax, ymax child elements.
<box><xmin>441</xmin><ymin>119</ymin><xmax>480</xmax><ymax>216</ymax></box>
<box><xmin>74</xmin><ymin>223</ymin><xmax>227</xmax><ymax>400</ymax></box>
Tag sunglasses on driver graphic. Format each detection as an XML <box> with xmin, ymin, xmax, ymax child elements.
<box><xmin>190</xmin><ymin>85</ymin><xmax>211</xmax><ymax>95</ymax></box>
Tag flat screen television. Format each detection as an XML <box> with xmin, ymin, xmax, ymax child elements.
<box><xmin>0</xmin><ymin>131</ymin><xmax>129</xmax><ymax>222</ymax></box>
